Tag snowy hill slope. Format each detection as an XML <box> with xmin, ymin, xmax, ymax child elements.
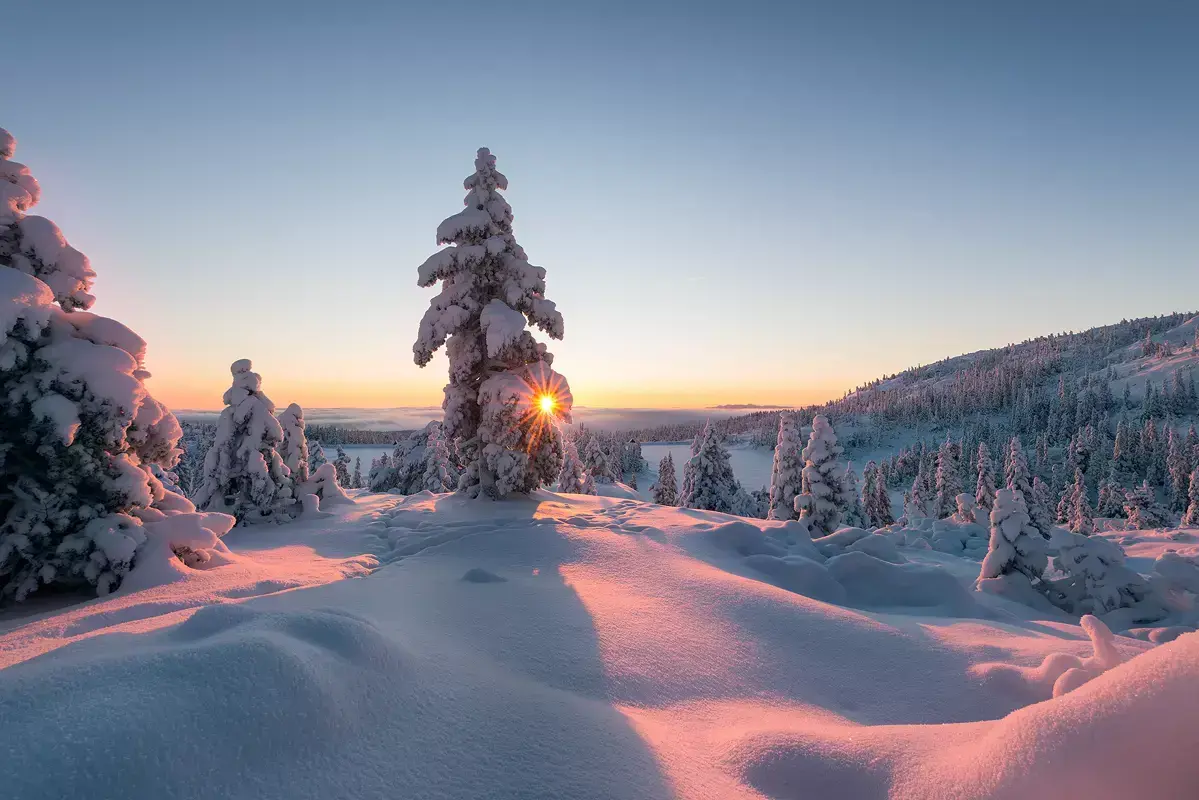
<box><xmin>2</xmin><ymin>492</ymin><xmax>1197</xmax><ymax>800</ymax></box>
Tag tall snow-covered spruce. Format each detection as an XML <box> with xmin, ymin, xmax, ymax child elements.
<box><xmin>794</xmin><ymin>415</ymin><xmax>850</xmax><ymax>537</ymax></box>
<box><xmin>194</xmin><ymin>360</ymin><xmax>294</xmax><ymax>522</ymax></box>
<box><xmin>652</xmin><ymin>453</ymin><xmax>678</xmax><ymax>505</ymax></box>
<box><xmin>767</xmin><ymin>411</ymin><xmax>804</xmax><ymax>521</ymax></box>
<box><xmin>0</xmin><ymin>127</ymin><xmax>232</xmax><ymax>600</ymax></box>
<box><xmin>413</xmin><ymin>149</ymin><xmax>571</xmax><ymax>499</ymax></box>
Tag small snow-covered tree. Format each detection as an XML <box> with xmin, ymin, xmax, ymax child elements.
<box><xmin>862</xmin><ymin>461</ymin><xmax>894</xmax><ymax>528</ymax></box>
<box><xmin>421</xmin><ymin>423</ymin><xmax>455</xmax><ymax>493</ymax></box>
<box><xmin>370</xmin><ymin>422</ymin><xmax>458</xmax><ymax>495</ymax></box>
<box><xmin>1166</xmin><ymin>427</ymin><xmax>1190</xmax><ymax>511</ymax></box>
<box><xmin>1030</xmin><ymin>476</ymin><xmax>1056</xmax><ymax>535</ymax></box>
<box><xmin>557</xmin><ymin>438</ymin><xmax>595</xmax><ymax>495</ymax></box>
<box><xmin>652</xmin><ymin>453</ymin><xmax>678</xmax><ymax>506</ymax></box>
<box><xmin>794</xmin><ymin>415</ymin><xmax>850</xmax><ymax>537</ymax></box>
<box><xmin>277</xmin><ymin>403</ymin><xmax>309</xmax><ymax>484</ymax></box>
<box><xmin>583</xmin><ymin>435</ymin><xmax>613</xmax><ymax>483</ymax></box>
<box><xmin>908</xmin><ymin>464</ymin><xmax>931</xmax><ymax>519</ymax></box>
<box><xmin>979</xmin><ymin>488</ymin><xmax>1048</xmax><ymax>586</ymax></box>
<box><xmin>841</xmin><ymin>464</ymin><xmax>866</xmax><ymax>528</ymax></box>
<box><xmin>194</xmin><ymin>360</ymin><xmax>294</xmax><ymax>522</ymax></box>
<box><xmin>1123</xmin><ymin>481</ymin><xmax>1171</xmax><ymax>529</ymax></box>
<box><xmin>767</xmin><ymin>411</ymin><xmax>804</xmax><ymax>520</ymax></box>
<box><xmin>333</xmin><ymin>445</ymin><xmax>352</xmax><ymax>487</ymax></box>
<box><xmin>1184</xmin><ymin>467</ymin><xmax>1199</xmax><ymax>527</ymax></box>
<box><xmin>934</xmin><ymin>437</ymin><xmax>963</xmax><ymax>518</ymax></box>
<box><xmin>1048</xmin><ymin>528</ymin><xmax>1152</xmax><ymax>615</ymax></box>
<box><xmin>975</xmin><ymin>442</ymin><xmax>998</xmax><ymax>513</ymax></box>
<box><xmin>308</xmin><ymin>440</ymin><xmax>329</xmax><ymax>474</ymax></box>
<box><xmin>412</xmin><ymin>148</ymin><xmax>571</xmax><ymax>499</ymax></box>
<box><xmin>680</xmin><ymin>423</ymin><xmax>739</xmax><ymax>513</ymax></box>
<box><xmin>1067</xmin><ymin>469</ymin><xmax>1095</xmax><ymax>535</ymax></box>
<box><xmin>352</xmin><ymin>457</ymin><xmax>364</xmax><ymax>489</ymax></box>
<box><xmin>1006</xmin><ymin>437</ymin><xmax>1050</xmax><ymax>536</ymax></box>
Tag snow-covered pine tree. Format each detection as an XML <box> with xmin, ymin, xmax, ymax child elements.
<box><xmin>652</xmin><ymin>453</ymin><xmax>678</xmax><ymax>506</ymax></box>
<box><xmin>767</xmin><ymin>411</ymin><xmax>804</xmax><ymax>520</ymax></box>
<box><xmin>934</xmin><ymin>437</ymin><xmax>963</xmax><ymax>518</ymax></box>
<box><xmin>413</xmin><ymin>148</ymin><xmax>571</xmax><ymax>499</ymax></box>
<box><xmin>1031</xmin><ymin>476</ymin><xmax>1055</xmax><ymax>535</ymax></box>
<box><xmin>975</xmin><ymin>442</ymin><xmax>998</xmax><ymax>512</ymax></box>
<box><xmin>1123</xmin><ymin>481</ymin><xmax>1171</xmax><ymax>529</ymax></box>
<box><xmin>841</xmin><ymin>464</ymin><xmax>866</xmax><ymax>528</ymax></box>
<box><xmin>277</xmin><ymin>403</ymin><xmax>310</xmax><ymax>484</ymax></box>
<box><xmin>1184</xmin><ymin>467</ymin><xmax>1199</xmax><ymax>527</ymax></box>
<box><xmin>0</xmin><ymin>128</ymin><xmax>212</xmax><ymax>599</ymax></box>
<box><xmin>1166</xmin><ymin>427</ymin><xmax>1190</xmax><ymax>511</ymax></box>
<box><xmin>1097</xmin><ymin>477</ymin><xmax>1123</xmax><ymax>518</ymax></box>
<box><xmin>680</xmin><ymin>423</ymin><xmax>739</xmax><ymax>513</ymax></box>
<box><xmin>308</xmin><ymin>440</ymin><xmax>329</xmax><ymax>474</ymax></box>
<box><xmin>333</xmin><ymin>445</ymin><xmax>352</xmax><ymax>487</ymax></box>
<box><xmin>1047</xmin><ymin>528</ymin><xmax>1152</xmax><ymax>615</ymax></box>
<box><xmin>794</xmin><ymin>415</ymin><xmax>850</xmax><ymax>537</ymax></box>
<box><xmin>421</xmin><ymin>422</ymin><xmax>455</xmax><ymax>493</ymax></box>
<box><xmin>1106</xmin><ymin>421</ymin><xmax>1138</xmax><ymax>500</ymax></box>
<box><xmin>557</xmin><ymin>438</ymin><xmax>595</xmax><ymax>495</ymax></box>
<box><xmin>609</xmin><ymin>445</ymin><xmax>624</xmax><ymax>484</ymax></box>
<box><xmin>978</xmin><ymin>488</ymin><xmax>1048</xmax><ymax>588</ymax></box>
<box><xmin>582</xmin><ymin>435</ymin><xmax>613</xmax><ymax>484</ymax></box>
<box><xmin>194</xmin><ymin>360</ymin><xmax>295</xmax><ymax>522</ymax></box>
<box><xmin>864</xmin><ymin>461</ymin><xmax>895</xmax><ymax>527</ymax></box>
<box><xmin>352</xmin><ymin>457</ymin><xmax>364</xmax><ymax>489</ymax></box>
<box><xmin>1005</xmin><ymin>437</ymin><xmax>1050</xmax><ymax>536</ymax></box>
<box><xmin>909</xmin><ymin>464</ymin><xmax>931</xmax><ymax>518</ymax></box>
<box><xmin>1068</xmin><ymin>469</ymin><xmax>1095</xmax><ymax>535</ymax></box>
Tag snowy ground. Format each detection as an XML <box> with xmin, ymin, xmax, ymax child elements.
<box><xmin>2</xmin><ymin>492</ymin><xmax>1197</xmax><ymax>799</ymax></box>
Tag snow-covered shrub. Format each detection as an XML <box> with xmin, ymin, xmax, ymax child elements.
<box><xmin>767</xmin><ymin>411</ymin><xmax>803</xmax><ymax>520</ymax></box>
<box><xmin>680</xmin><ymin>422</ymin><xmax>739</xmax><ymax>513</ymax></box>
<box><xmin>412</xmin><ymin>148</ymin><xmax>570</xmax><ymax>499</ymax></box>
<box><xmin>557</xmin><ymin>438</ymin><xmax>594</xmax><ymax>495</ymax></box>
<box><xmin>1047</xmin><ymin>527</ymin><xmax>1154</xmax><ymax>615</ymax></box>
<box><xmin>794</xmin><ymin>415</ymin><xmax>850</xmax><ymax>537</ymax></box>
<box><xmin>194</xmin><ymin>360</ymin><xmax>295</xmax><ymax>523</ymax></box>
<box><xmin>297</xmin><ymin>463</ymin><xmax>350</xmax><ymax>506</ymax></box>
<box><xmin>977</xmin><ymin>488</ymin><xmax>1049</xmax><ymax>602</ymax></box>
<box><xmin>652</xmin><ymin>453</ymin><xmax>678</xmax><ymax>505</ymax></box>
<box><xmin>951</xmin><ymin>492</ymin><xmax>979</xmax><ymax>524</ymax></box>
<box><xmin>277</xmin><ymin>403</ymin><xmax>309</xmax><ymax>484</ymax></box>
<box><xmin>0</xmin><ymin>128</ymin><xmax>214</xmax><ymax>600</ymax></box>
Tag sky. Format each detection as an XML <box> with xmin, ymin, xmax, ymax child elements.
<box><xmin>4</xmin><ymin>1</ymin><xmax>1198</xmax><ymax>410</ymax></box>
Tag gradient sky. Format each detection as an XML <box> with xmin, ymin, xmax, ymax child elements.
<box><xmin>5</xmin><ymin>1</ymin><xmax>1198</xmax><ymax>410</ymax></box>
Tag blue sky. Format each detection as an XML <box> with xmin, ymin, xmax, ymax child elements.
<box><xmin>5</xmin><ymin>0</ymin><xmax>1198</xmax><ymax>408</ymax></box>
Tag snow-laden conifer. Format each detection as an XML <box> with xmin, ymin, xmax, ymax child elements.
<box><xmin>1066</xmin><ymin>469</ymin><xmax>1095</xmax><ymax>535</ymax></box>
<box><xmin>413</xmin><ymin>148</ymin><xmax>570</xmax><ymax>498</ymax></box>
<box><xmin>308</xmin><ymin>440</ymin><xmax>328</xmax><ymax>473</ymax></box>
<box><xmin>277</xmin><ymin>403</ymin><xmax>309</xmax><ymax>484</ymax></box>
<box><xmin>652</xmin><ymin>453</ymin><xmax>678</xmax><ymax>506</ymax></box>
<box><xmin>352</xmin><ymin>457</ymin><xmax>364</xmax><ymax>490</ymax></box>
<box><xmin>557</xmin><ymin>438</ymin><xmax>595</xmax><ymax>495</ymax></box>
<box><xmin>1184</xmin><ymin>467</ymin><xmax>1199</xmax><ymax>527</ymax></box>
<box><xmin>421</xmin><ymin>423</ymin><xmax>455</xmax><ymax>493</ymax></box>
<box><xmin>1048</xmin><ymin>528</ymin><xmax>1152</xmax><ymax>615</ymax></box>
<box><xmin>194</xmin><ymin>360</ymin><xmax>294</xmax><ymax>522</ymax></box>
<box><xmin>333</xmin><ymin>445</ymin><xmax>351</xmax><ymax>487</ymax></box>
<box><xmin>1123</xmin><ymin>481</ymin><xmax>1171</xmax><ymax>529</ymax></box>
<box><xmin>979</xmin><ymin>488</ymin><xmax>1048</xmax><ymax>586</ymax></box>
<box><xmin>767</xmin><ymin>411</ymin><xmax>804</xmax><ymax>521</ymax></box>
<box><xmin>680</xmin><ymin>423</ymin><xmax>739</xmax><ymax>513</ymax></box>
<box><xmin>974</xmin><ymin>442</ymin><xmax>997</xmax><ymax>512</ymax></box>
<box><xmin>794</xmin><ymin>415</ymin><xmax>850</xmax><ymax>537</ymax></box>
<box><xmin>841</xmin><ymin>464</ymin><xmax>866</xmax><ymax>528</ymax></box>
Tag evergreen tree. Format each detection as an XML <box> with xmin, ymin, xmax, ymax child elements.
<box><xmin>974</xmin><ymin>442</ymin><xmax>997</xmax><ymax>512</ymax></box>
<box><xmin>308</xmin><ymin>440</ymin><xmax>329</xmax><ymax>474</ymax></box>
<box><xmin>1166</xmin><ymin>427</ymin><xmax>1190</xmax><ymax>510</ymax></box>
<box><xmin>1141</xmin><ymin>418</ymin><xmax>1164</xmax><ymax>486</ymax></box>
<box><xmin>1031</xmin><ymin>476</ymin><xmax>1055</xmax><ymax>535</ymax></box>
<box><xmin>979</xmin><ymin>488</ymin><xmax>1048</xmax><ymax>585</ymax></box>
<box><xmin>556</xmin><ymin>438</ymin><xmax>594</xmax><ymax>494</ymax></box>
<box><xmin>582</xmin><ymin>436</ymin><xmax>613</xmax><ymax>483</ymax></box>
<box><xmin>421</xmin><ymin>423</ymin><xmax>455</xmax><ymax>493</ymax></box>
<box><xmin>933</xmin><ymin>437</ymin><xmax>963</xmax><ymax>518</ymax></box>
<box><xmin>412</xmin><ymin>148</ymin><xmax>570</xmax><ymax>498</ymax></box>
<box><xmin>794</xmin><ymin>415</ymin><xmax>850</xmax><ymax>537</ymax></box>
<box><xmin>767</xmin><ymin>411</ymin><xmax>804</xmax><ymax>521</ymax></box>
<box><xmin>333</xmin><ymin>445</ymin><xmax>352</xmax><ymax>487</ymax></box>
<box><xmin>195</xmin><ymin>360</ymin><xmax>294</xmax><ymax>522</ymax></box>
<box><xmin>1184</xmin><ymin>467</ymin><xmax>1199</xmax><ymax>527</ymax></box>
<box><xmin>1006</xmin><ymin>437</ymin><xmax>1050</xmax><ymax>537</ymax></box>
<box><xmin>841</xmin><ymin>465</ymin><xmax>866</xmax><ymax>528</ymax></box>
<box><xmin>680</xmin><ymin>424</ymin><xmax>739</xmax><ymax>513</ymax></box>
<box><xmin>1067</xmin><ymin>469</ymin><xmax>1094</xmax><ymax>535</ymax></box>
<box><xmin>277</xmin><ymin>403</ymin><xmax>310</xmax><ymax>484</ymax></box>
<box><xmin>1097</xmin><ymin>477</ymin><xmax>1124</xmax><ymax>517</ymax></box>
<box><xmin>651</xmin><ymin>453</ymin><xmax>678</xmax><ymax>506</ymax></box>
<box><xmin>1123</xmin><ymin>481</ymin><xmax>1171</xmax><ymax>529</ymax></box>
<box><xmin>352</xmin><ymin>457</ymin><xmax>364</xmax><ymax>490</ymax></box>
<box><xmin>0</xmin><ymin>128</ymin><xmax>205</xmax><ymax>599</ymax></box>
<box><xmin>871</xmin><ymin>462</ymin><xmax>895</xmax><ymax>527</ymax></box>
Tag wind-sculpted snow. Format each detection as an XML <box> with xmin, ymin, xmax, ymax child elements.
<box><xmin>1</xmin><ymin>492</ymin><xmax>1196</xmax><ymax>799</ymax></box>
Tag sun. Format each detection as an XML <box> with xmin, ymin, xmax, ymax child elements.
<box><xmin>538</xmin><ymin>394</ymin><xmax>557</xmax><ymax>414</ymax></box>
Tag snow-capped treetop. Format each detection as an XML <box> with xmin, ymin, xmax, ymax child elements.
<box><xmin>0</xmin><ymin>129</ymin><xmax>95</xmax><ymax>310</ymax></box>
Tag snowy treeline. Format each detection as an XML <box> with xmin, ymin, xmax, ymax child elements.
<box><xmin>368</xmin><ymin>421</ymin><xmax>460</xmax><ymax>495</ymax></box>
